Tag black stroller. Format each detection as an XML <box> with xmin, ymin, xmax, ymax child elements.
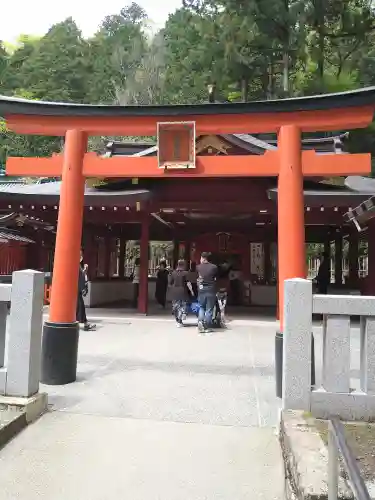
<box><xmin>188</xmin><ymin>290</ymin><xmax>227</xmax><ymax>329</ymax></box>
<box><xmin>211</xmin><ymin>289</ymin><xmax>227</xmax><ymax>329</ymax></box>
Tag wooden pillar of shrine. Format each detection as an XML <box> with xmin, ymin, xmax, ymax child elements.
<box><xmin>104</xmin><ymin>236</ymin><xmax>111</xmax><ymax>279</ymax></box>
<box><xmin>264</xmin><ymin>242</ymin><xmax>272</xmax><ymax>283</ymax></box>
<box><xmin>119</xmin><ymin>238</ymin><xmax>126</xmax><ymax>279</ymax></box>
<box><xmin>138</xmin><ymin>214</ymin><xmax>149</xmax><ymax>314</ymax></box>
<box><xmin>324</xmin><ymin>238</ymin><xmax>331</xmax><ymax>258</ymax></box>
<box><xmin>184</xmin><ymin>241</ymin><xmax>191</xmax><ymax>265</ymax></box>
<box><xmin>172</xmin><ymin>239</ymin><xmax>179</xmax><ymax>269</ymax></box>
<box><xmin>323</xmin><ymin>236</ymin><xmax>332</xmax><ymax>286</ymax></box>
<box><xmin>335</xmin><ymin>233</ymin><xmax>343</xmax><ymax>286</ymax></box>
<box><xmin>348</xmin><ymin>232</ymin><xmax>359</xmax><ymax>287</ymax></box>
<box><xmin>83</xmin><ymin>231</ymin><xmax>97</xmax><ymax>281</ymax></box>
<box><xmin>42</xmin><ymin>129</ymin><xmax>87</xmax><ymax>385</ymax></box>
<box><xmin>277</xmin><ymin>125</ymin><xmax>306</xmax><ymax>330</ymax></box>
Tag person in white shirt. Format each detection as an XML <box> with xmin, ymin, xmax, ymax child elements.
<box><xmin>132</xmin><ymin>257</ymin><xmax>140</xmax><ymax>308</ymax></box>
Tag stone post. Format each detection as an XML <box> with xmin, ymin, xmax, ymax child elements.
<box><xmin>322</xmin><ymin>315</ymin><xmax>351</xmax><ymax>393</ymax></box>
<box><xmin>0</xmin><ymin>284</ymin><xmax>11</xmax><ymax>368</ymax></box>
<box><xmin>0</xmin><ymin>284</ymin><xmax>11</xmax><ymax>394</ymax></box>
<box><xmin>6</xmin><ymin>270</ymin><xmax>44</xmax><ymax>397</ymax></box>
<box><xmin>282</xmin><ymin>278</ymin><xmax>313</xmax><ymax>411</ymax></box>
<box><xmin>360</xmin><ymin>316</ymin><xmax>375</xmax><ymax>394</ymax></box>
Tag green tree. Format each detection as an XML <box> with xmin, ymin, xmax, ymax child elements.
<box><xmin>86</xmin><ymin>4</ymin><xmax>148</xmax><ymax>104</ymax></box>
<box><xmin>295</xmin><ymin>0</ymin><xmax>375</xmax><ymax>93</ymax></box>
<box><xmin>0</xmin><ymin>90</ymin><xmax>62</xmax><ymax>165</ymax></box>
<box><xmin>15</xmin><ymin>18</ymin><xmax>89</xmax><ymax>102</ymax></box>
<box><xmin>1</xmin><ymin>36</ymin><xmax>40</xmax><ymax>94</ymax></box>
<box><xmin>163</xmin><ymin>8</ymin><xmax>235</xmax><ymax>103</ymax></box>
<box><xmin>115</xmin><ymin>30</ymin><xmax>167</xmax><ymax>105</ymax></box>
<box><xmin>0</xmin><ymin>42</ymin><xmax>8</xmax><ymax>89</ymax></box>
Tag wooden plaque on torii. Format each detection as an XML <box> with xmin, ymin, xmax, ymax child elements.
<box><xmin>157</xmin><ymin>121</ymin><xmax>196</xmax><ymax>169</ymax></box>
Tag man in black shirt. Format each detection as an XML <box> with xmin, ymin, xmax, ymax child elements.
<box><xmin>316</xmin><ymin>251</ymin><xmax>330</xmax><ymax>294</ymax></box>
<box><xmin>77</xmin><ymin>249</ymin><xmax>96</xmax><ymax>331</ymax></box>
<box><xmin>196</xmin><ymin>252</ymin><xmax>218</xmax><ymax>333</ymax></box>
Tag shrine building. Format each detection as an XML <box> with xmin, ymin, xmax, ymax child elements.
<box><xmin>0</xmin><ymin>88</ymin><xmax>375</xmax><ymax>383</ymax></box>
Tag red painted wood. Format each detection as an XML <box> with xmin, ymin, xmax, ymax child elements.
<box><xmin>193</xmin><ymin>233</ymin><xmax>251</xmax><ymax>279</ymax></box>
<box><xmin>5</xmin><ymin>105</ymin><xmax>373</xmax><ymax>137</ymax></box>
<box><xmin>0</xmin><ymin>243</ymin><xmax>27</xmax><ymax>274</ymax></box>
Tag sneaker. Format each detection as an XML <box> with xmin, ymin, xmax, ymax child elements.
<box><xmin>84</xmin><ymin>323</ymin><xmax>96</xmax><ymax>331</ymax></box>
<box><xmin>198</xmin><ymin>321</ymin><xmax>205</xmax><ymax>333</ymax></box>
<box><xmin>176</xmin><ymin>322</ymin><xmax>183</xmax><ymax>328</ymax></box>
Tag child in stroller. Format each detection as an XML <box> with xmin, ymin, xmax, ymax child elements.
<box><xmin>188</xmin><ymin>289</ymin><xmax>227</xmax><ymax>329</ymax></box>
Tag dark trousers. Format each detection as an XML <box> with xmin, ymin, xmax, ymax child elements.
<box><xmin>198</xmin><ymin>290</ymin><xmax>216</xmax><ymax>327</ymax></box>
<box><xmin>76</xmin><ymin>291</ymin><xmax>87</xmax><ymax>324</ymax></box>
<box><xmin>318</xmin><ymin>282</ymin><xmax>328</xmax><ymax>294</ymax></box>
<box><xmin>132</xmin><ymin>283</ymin><xmax>139</xmax><ymax>308</ymax></box>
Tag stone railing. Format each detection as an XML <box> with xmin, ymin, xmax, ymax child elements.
<box><xmin>282</xmin><ymin>278</ymin><xmax>375</xmax><ymax>421</ymax></box>
<box><xmin>0</xmin><ymin>270</ymin><xmax>44</xmax><ymax>398</ymax></box>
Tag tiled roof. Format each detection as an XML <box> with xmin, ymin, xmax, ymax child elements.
<box><xmin>343</xmin><ymin>176</ymin><xmax>375</xmax><ymax>228</ymax></box>
<box><xmin>268</xmin><ymin>187</ymin><xmax>371</xmax><ymax>208</ymax></box>
<box><xmin>345</xmin><ymin>196</ymin><xmax>375</xmax><ymax>228</ymax></box>
<box><xmin>0</xmin><ymin>230</ymin><xmax>34</xmax><ymax>244</ymax></box>
<box><xmin>0</xmin><ymin>181</ymin><xmax>151</xmax><ymax>207</ymax></box>
<box><xmin>345</xmin><ymin>176</ymin><xmax>375</xmax><ymax>193</ymax></box>
<box><xmin>107</xmin><ymin>132</ymin><xmax>345</xmax><ymax>157</ymax></box>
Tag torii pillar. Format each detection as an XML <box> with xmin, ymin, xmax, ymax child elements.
<box><xmin>277</xmin><ymin>125</ymin><xmax>306</xmax><ymax>327</ymax></box>
<box><xmin>42</xmin><ymin>130</ymin><xmax>87</xmax><ymax>385</ymax></box>
<box><xmin>275</xmin><ymin>125</ymin><xmax>306</xmax><ymax>398</ymax></box>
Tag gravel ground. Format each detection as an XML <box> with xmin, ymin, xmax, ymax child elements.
<box><xmin>315</xmin><ymin>419</ymin><xmax>375</xmax><ymax>482</ymax></box>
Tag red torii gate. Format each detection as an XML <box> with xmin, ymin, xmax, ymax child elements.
<box><xmin>0</xmin><ymin>89</ymin><xmax>373</xmax><ymax>385</ymax></box>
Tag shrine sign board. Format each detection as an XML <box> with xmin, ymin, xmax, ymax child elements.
<box><xmin>157</xmin><ymin>121</ymin><xmax>196</xmax><ymax>169</ymax></box>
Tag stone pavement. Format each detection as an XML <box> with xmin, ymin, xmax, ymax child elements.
<box><xmin>0</xmin><ymin>314</ymin><xmax>284</xmax><ymax>500</ymax></box>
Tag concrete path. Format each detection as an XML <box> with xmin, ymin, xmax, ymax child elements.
<box><xmin>0</xmin><ymin>315</ymin><xmax>284</xmax><ymax>500</ymax></box>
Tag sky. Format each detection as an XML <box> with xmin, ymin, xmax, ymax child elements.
<box><xmin>1</xmin><ymin>0</ymin><xmax>184</xmax><ymax>43</ymax></box>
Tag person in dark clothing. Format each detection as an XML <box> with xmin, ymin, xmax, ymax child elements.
<box><xmin>188</xmin><ymin>261</ymin><xmax>199</xmax><ymax>299</ymax></box>
<box><xmin>169</xmin><ymin>259</ymin><xmax>191</xmax><ymax>327</ymax></box>
<box><xmin>131</xmin><ymin>257</ymin><xmax>141</xmax><ymax>308</ymax></box>
<box><xmin>77</xmin><ymin>249</ymin><xmax>96</xmax><ymax>331</ymax></box>
<box><xmin>196</xmin><ymin>252</ymin><xmax>218</xmax><ymax>333</ymax></box>
<box><xmin>316</xmin><ymin>251</ymin><xmax>331</xmax><ymax>294</ymax></box>
<box><xmin>155</xmin><ymin>261</ymin><xmax>169</xmax><ymax>308</ymax></box>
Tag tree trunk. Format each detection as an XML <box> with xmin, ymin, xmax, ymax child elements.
<box><xmin>241</xmin><ymin>78</ymin><xmax>249</xmax><ymax>102</ymax></box>
<box><xmin>282</xmin><ymin>52</ymin><xmax>289</xmax><ymax>95</ymax></box>
<box><xmin>315</xmin><ymin>0</ymin><xmax>325</xmax><ymax>89</ymax></box>
<box><xmin>268</xmin><ymin>59</ymin><xmax>275</xmax><ymax>99</ymax></box>
<box><xmin>283</xmin><ymin>0</ymin><xmax>290</xmax><ymax>96</ymax></box>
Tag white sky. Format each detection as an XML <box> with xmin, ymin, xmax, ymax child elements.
<box><xmin>1</xmin><ymin>0</ymin><xmax>184</xmax><ymax>43</ymax></box>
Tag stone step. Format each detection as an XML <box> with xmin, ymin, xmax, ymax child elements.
<box><xmin>0</xmin><ymin>409</ymin><xmax>27</xmax><ymax>450</ymax></box>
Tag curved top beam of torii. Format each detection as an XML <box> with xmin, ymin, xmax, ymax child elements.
<box><xmin>1</xmin><ymin>86</ymin><xmax>375</xmax><ymax>136</ymax></box>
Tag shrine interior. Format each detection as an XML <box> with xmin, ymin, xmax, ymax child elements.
<box><xmin>0</xmin><ymin>131</ymin><xmax>372</xmax><ymax>314</ymax></box>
